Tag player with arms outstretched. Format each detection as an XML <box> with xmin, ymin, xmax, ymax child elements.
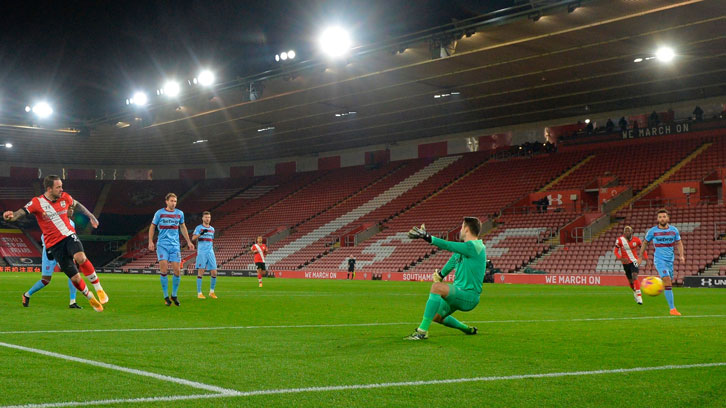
<box><xmin>638</xmin><ymin>209</ymin><xmax>684</xmax><ymax>316</ymax></box>
<box><xmin>251</xmin><ymin>236</ymin><xmax>267</xmax><ymax>288</ymax></box>
<box><xmin>3</xmin><ymin>175</ymin><xmax>106</xmax><ymax>312</ymax></box>
<box><xmin>149</xmin><ymin>193</ymin><xmax>194</xmax><ymax>306</ymax></box>
<box><xmin>614</xmin><ymin>226</ymin><xmax>647</xmax><ymax>305</ymax></box>
<box><xmin>405</xmin><ymin>217</ymin><xmax>485</xmax><ymax>340</ymax></box>
<box><xmin>192</xmin><ymin>211</ymin><xmax>218</xmax><ymax>299</ymax></box>
<box><xmin>25</xmin><ymin>205</ymin><xmax>81</xmax><ymax>308</ymax></box>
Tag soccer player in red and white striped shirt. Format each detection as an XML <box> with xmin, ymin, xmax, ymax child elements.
<box><xmin>3</xmin><ymin>175</ymin><xmax>107</xmax><ymax>311</ymax></box>
<box><xmin>251</xmin><ymin>236</ymin><xmax>268</xmax><ymax>288</ymax></box>
<box><xmin>614</xmin><ymin>226</ymin><xmax>647</xmax><ymax>305</ymax></box>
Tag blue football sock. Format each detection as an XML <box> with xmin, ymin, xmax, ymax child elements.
<box><xmin>67</xmin><ymin>278</ymin><xmax>77</xmax><ymax>301</ymax></box>
<box><xmin>172</xmin><ymin>275</ymin><xmax>180</xmax><ymax>297</ymax></box>
<box><xmin>27</xmin><ymin>278</ymin><xmax>49</xmax><ymax>296</ymax></box>
<box><xmin>196</xmin><ymin>276</ymin><xmax>202</xmax><ymax>293</ymax></box>
<box><xmin>210</xmin><ymin>277</ymin><xmax>217</xmax><ymax>291</ymax></box>
<box><xmin>160</xmin><ymin>274</ymin><xmax>169</xmax><ymax>297</ymax></box>
<box><xmin>664</xmin><ymin>286</ymin><xmax>675</xmax><ymax>309</ymax></box>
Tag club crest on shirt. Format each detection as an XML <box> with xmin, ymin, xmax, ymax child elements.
<box><xmin>60</xmin><ymin>201</ymin><xmax>66</xmax><ymax>208</ymax></box>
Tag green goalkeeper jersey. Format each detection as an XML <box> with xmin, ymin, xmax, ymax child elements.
<box><xmin>431</xmin><ymin>237</ymin><xmax>486</xmax><ymax>295</ymax></box>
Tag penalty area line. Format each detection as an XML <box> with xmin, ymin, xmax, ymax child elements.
<box><xmin>0</xmin><ymin>314</ymin><xmax>724</xmax><ymax>335</ymax></box>
<box><xmin>0</xmin><ymin>341</ymin><xmax>238</xmax><ymax>396</ymax></box>
<box><xmin>2</xmin><ymin>362</ymin><xmax>724</xmax><ymax>408</ymax></box>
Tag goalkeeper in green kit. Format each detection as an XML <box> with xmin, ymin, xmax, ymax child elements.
<box><xmin>405</xmin><ymin>217</ymin><xmax>485</xmax><ymax>340</ymax></box>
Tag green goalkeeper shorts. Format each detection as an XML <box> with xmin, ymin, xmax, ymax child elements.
<box><xmin>437</xmin><ymin>284</ymin><xmax>480</xmax><ymax>318</ymax></box>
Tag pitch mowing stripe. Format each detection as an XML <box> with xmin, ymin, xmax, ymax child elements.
<box><xmin>2</xmin><ymin>362</ymin><xmax>724</xmax><ymax>408</ymax></box>
<box><xmin>0</xmin><ymin>314</ymin><xmax>724</xmax><ymax>335</ymax></box>
<box><xmin>0</xmin><ymin>341</ymin><xmax>238</xmax><ymax>395</ymax></box>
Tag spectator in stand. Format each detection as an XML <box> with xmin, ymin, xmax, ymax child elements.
<box><xmin>693</xmin><ymin>106</ymin><xmax>704</xmax><ymax>121</ymax></box>
<box><xmin>649</xmin><ymin>111</ymin><xmax>660</xmax><ymax>127</ymax></box>
<box><xmin>544</xmin><ymin>141</ymin><xmax>556</xmax><ymax>153</ymax></box>
<box><xmin>633</xmin><ymin>121</ymin><xmax>639</xmax><ymax>136</ymax></box>
<box><xmin>605</xmin><ymin>119</ymin><xmax>615</xmax><ymax>133</ymax></box>
<box><xmin>533</xmin><ymin>197</ymin><xmax>549</xmax><ymax>213</ymax></box>
<box><xmin>585</xmin><ymin>120</ymin><xmax>594</xmax><ymax>135</ymax></box>
<box><xmin>618</xmin><ymin>116</ymin><xmax>628</xmax><ymax>132</ymax></box>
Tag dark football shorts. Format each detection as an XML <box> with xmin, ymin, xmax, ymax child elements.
<box><xmin>255</xmin><ymin>262</ymin><xmax>266</xmax><ymax>271</ymax></box>
<box><xmin>622</xmin><ymin>262</ymin><xmax>639</xmax><ymax>280</ymax></box>
<box><xmin>48</xmin><ymin>234</ymin><xmax>84</xmax><ymax>278</ymax></box>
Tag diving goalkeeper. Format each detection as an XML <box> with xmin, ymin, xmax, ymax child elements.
<box><xmin>405</xmin><ymin>217</ymin><xmax>486</xmax><ymax>340</ymax></box>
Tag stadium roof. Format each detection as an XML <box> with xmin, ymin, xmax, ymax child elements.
<box><xmin>1</xmin><ymin>0</ymin><xmax>724</xmax><ymax>165</ymax></box>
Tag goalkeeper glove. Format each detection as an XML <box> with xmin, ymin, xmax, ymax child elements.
<box><xmin>407</xmin><ymin>224</ymin><xmax>431</xmax><ymax>242</ymax></box>
<box><xmin>432</xmin><ymin>269</ymin><xmax>443</xmax><ymax>283</ymax></box>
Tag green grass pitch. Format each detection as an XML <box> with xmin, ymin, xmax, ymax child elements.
<box><xmin>0</xmin><ymin>273</ymin><xmax>724</xmax><ymax>407</ymax></box>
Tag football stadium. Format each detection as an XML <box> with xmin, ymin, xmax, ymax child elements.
<box><xmin>1</xmin><ymin>1</ymin><xmax>725</xmax><ymax>406</ymax></box>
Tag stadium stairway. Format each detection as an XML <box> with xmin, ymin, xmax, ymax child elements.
<box><xmin>548</xmin><ymin>139</ymin><xmax>704</xmax><ymax>192</ymax></box>
<box><xmin>702</xmin><ymin>254</ymin><xmax>726</xmax><ymax>276</ymax></box>
<box><xmin>537</xmin><ymin>154</ymin><xmax>595</xmax><ymax>192</ymax></box>
<box><xmin>610</xmin><ymin>142</ymin><xmax>713</xmax><ymax>215</ymax></box>
<box><xmin>668</xmin><ymin>137</ymin><xmax>726</xmax><ymax>182</ymax></box>
<box><xmin>257</xmin><ymin>155</ymin><xmax>463</xmax><ymax>269</ymax></box>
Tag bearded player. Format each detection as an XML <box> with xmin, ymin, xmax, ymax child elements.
<box><xmin>405</xmin><ymin>217</ymin><xmax>485</xmax><ymax>340</ymax></box>
<box><xmin>192</xmin><ymin>211</ymin><xmax>218</xmax><ymax>299</ymax></box>
<box><xmin>614</xmin><ymin>226</ymin><xmax>647</xmax><ymax>305</ymax></box>
<box><xmin>638</xmin><ymin>209</ymin><xmax>683</xmax><ymax>316</ymax></box>
<box><xmin>149</xmin><ymin>193</ymin><xmax>194</xmax><ymax>306</ymax></box>
<box><xmin>3</xmin><ymin>175</ymin><xmax>106</xmax><ymax>312</ymax></box>
<box><xmin>251</xmin><ymin>236</ymin><xmax>268</xmax><ymax>288</ymax></box>
<box><xmin>24</xmin><ymin>205</ymin><xmax>81</xmax><ymax>308</ymax></box>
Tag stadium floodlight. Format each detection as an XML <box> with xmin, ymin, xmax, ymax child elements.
<box><xmin>655</xmin><ymin>46</ymin><xmax>675</xmax><ymax>63</ymax></box>
<box><xmin>584</xmin><ymin>119</ymin><xmax>591</xmax><ymax>124</ymax></box>
<box><xmin>24</xmin><ymin>106</ymin><xmax>31</xmax><ymax>112</ymax></box>
<box><xmin>633</xmin><ymin>57</ymin><xmax>643</xmax><ymax>63</ymax></box>
<box><xmin>287</xmin><ymin>50</ymin><xmax>296</xmax><ymax>59</ymax></box>
<box><xmin>275</xmin><ymin>54</ymin><xmax>280</xmax><ymax>62</ymax></box>
<box><xmin>197</xmin><ymin>70</ymin><xmax>215</xmax><ymax>86</ymax></box>
<box><xmin>280</xmin><ymin>51</ymin><xmax>288</xmax><ymax>61</ymax></box>
<box><xmin>4</xmin><ymin>143</ymin><xmax>12</xmax><ymax>148</ymax></box>
<box><xmin>163</xmin><ymin>81</ymin><xmax>181</xmax><ymax>97</ymax></box>
<box><xmin>131</xmin><ymin>91</ymin><xmax>148</xmax><ymax>106</ymax></box>
<box><xmin>318</xmin><ymin>26</ymin><xmax>351</xmax><ymax>58</ymax></box>
<box><xmin>32</xmin><ymin>102</ymin><xmax>53</xmax><ymax>119</ymax></box>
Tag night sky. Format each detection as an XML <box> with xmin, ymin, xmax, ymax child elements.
<box><xmin>0</xmin><ymin>0</ymin><xmax>511</xmax><ymax>122</ymax></box>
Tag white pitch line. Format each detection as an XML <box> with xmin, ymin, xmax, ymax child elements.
<box><xmin>0</xmin><ymin>341</ymin><xmax>239</xmax><ymax>396</ymax></box>
<box><xmin>2</xmin><ymin>362</ymin><xmax>724</xmax><ymax>408</ymax></box>
<box><xmin>0</xmin><ymin>394</ymin><xmax>225</xmax><ymax>408</ymax></box>
<box><xmin>0</xmin><ymin>314</ymin><xmax>724</xmax><ymax>335</ymax></box>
